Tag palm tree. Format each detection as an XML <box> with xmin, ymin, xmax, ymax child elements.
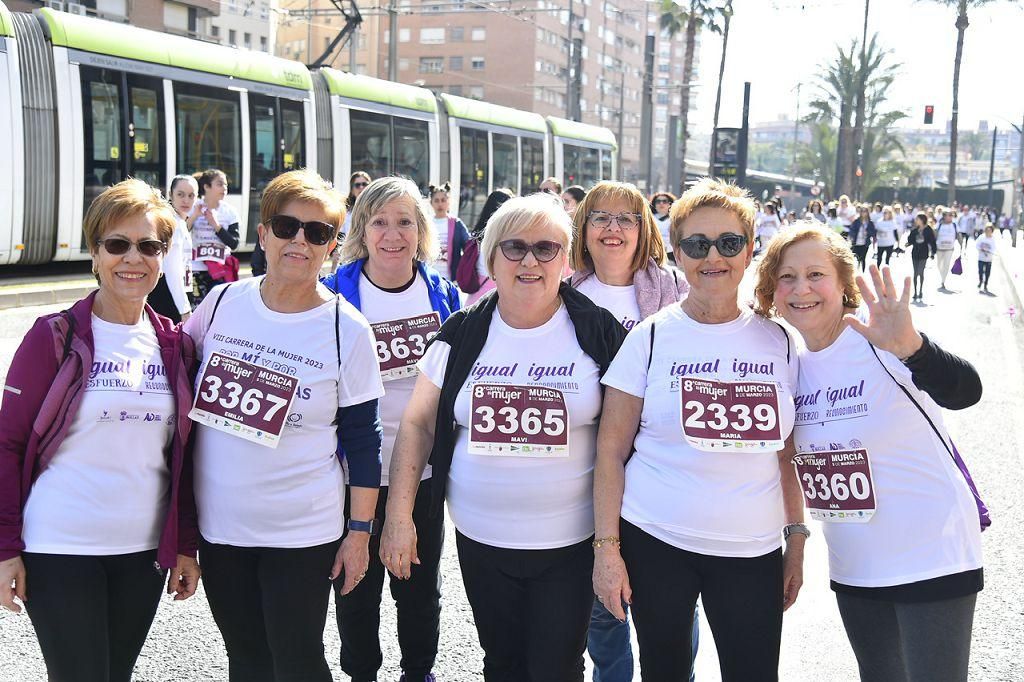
<box><xmin>710</xmin><ymin>1</ymin><xmax>734</xmax><ymax>143</ymax></box>
<box><xmin>919</xmin><ymin>0</ymin><xmax>1000</xmax><ymax>204</ymax></box>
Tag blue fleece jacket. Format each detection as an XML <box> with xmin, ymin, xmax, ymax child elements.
<box><xmin>322</xmin><ymin>259</ymin><xmax>462</xmax><ymax>321</ymax></box>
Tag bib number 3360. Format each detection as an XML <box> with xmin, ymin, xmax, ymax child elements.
<box><xmin>792</xmin><ymin>449</ymin><xmax>876</xmax><ymax>522</ymax></box>
<box><xmin>680</xmin><ymin>378</ymin><xmax>783</xmax><ymax>452</ymax></box>
<box><xmin>189</xmin><ymin>352</ymin><xmax>299</xmax><ymax>448</ymax></box>
<box><xmin>468</xmin><ymin>384</ymin><xmax>569</xmax><ymax>457</ymax></box>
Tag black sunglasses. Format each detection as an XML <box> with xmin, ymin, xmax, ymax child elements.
<box><xmin>498</xmin><ymin>239</ymin><xmax>562</xmax><ymax>263</ymax></box>
<box><xmin>267</xmin><ymin>215</ymin><xmax>336</xmax><ymax>246</ymax></box>
<box><xmin>96</xmin><ymin>237</ymin><xmax>167</xmax><ymax>257</ymax></box>
<box><xmin>677</xmin><ymin>233</ymin><xmax>748</xmax><ymax>259</ymax></box>
<box><xmin>353</xmin><ymin>182</ymin><xmax>369</xmax><ymax>189</ymax></box>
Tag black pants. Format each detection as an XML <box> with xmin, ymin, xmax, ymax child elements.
<box><xmin>337</xmin><ymin>479</ymin><xmax>445</xmax><ymax>681</ymax></box>
<box><xmin>456</xmin><ymin>532</ymin><xmax>594</xmax><ymax>682</ymax></box>
<box><xmin>22</xmin><ymin>550</ymin><xmax>164</xmax><ymax>682</ymax></box>
<box><xmin>876</xmin><ymin>245</ymin><xmax>894</xmax><ymax>266</ymax></box>
<box><xmin>912</xmin><ymin>257</ymin><xmax>928</xmax><ymax>296</ymax></box>
<box><xmin>147</xmin><ymin>276</ymin><xmax>191</xmax><ymax>324</ymax></box>
<box><xmin>852</xmin><ymin>244</ymin><xmax>870</xmax><ymax>271</ymax></box>
<box><xmin>192</xmin><ymin>271</ymin><xmax>226</xmax><ymax>307</ymax></box>
<box><xmin>200</xmin><ymin>537</ymin><xmax>341</xmax><ymax>682</ymax></box>
<box><xmin>620</xmin><ymin>519</ymin><xmax>783</xmax><ymax>682</ymax></box>
<box><xmin>978</xmin><ymin>261</ymin><xmax>992</xmax><ymax>288</ymax></box>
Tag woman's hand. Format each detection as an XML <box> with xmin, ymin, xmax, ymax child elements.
<box><xmin>782</xmin><ymin>536</ymin><xmax>805</xmax><ymax>611</ymax></box>
<box><xmin>166</xmin><ymin>555</ymin><xmax>201</xmax><ymax>601</ymax></box>
<box><xmin>332</xmin><ymin>533</ymin><xmax>370</xmax><ymax>596</ymax></box>
<box><xmin>379</xmin><ymin>515</ymin><xmax>419</xmax><ymax>580</ymax></box>
<box><xmin>593</xmin><ymin>546</ymin><xmax>632</xmax><ymax>621</ymax></box>
<box><xmin>844</xmin><ymin>264</ymin><xmax>923</xmax><ymax>360</ymax></box>
<box><xmin>0</xmin><ymin>556</ymin><xmax>26</xmax><ymax>613</ymax></box>
<box><xmin>204</xmin><ymin>207</ymin><xmax>220</xmax><ymax>231</ymax></box>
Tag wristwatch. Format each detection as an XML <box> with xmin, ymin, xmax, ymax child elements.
<box><xmin>347</xmin><ymin>518</ymin><xmax>380</xmax><ymax>536</ymax></box>
<box><xmin>783</xmin><ymin>523</ymin><xmax>811</xmax><ymax>541</ymax></box>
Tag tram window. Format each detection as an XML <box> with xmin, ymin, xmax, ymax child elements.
<box><xmin>600</xmin><ymin>150</ymin><xmax>612</xmax><ymax>180</ymax></box>
<box><xmin>492</xmin><ymin>133</ymin><xmax>517</xmax><ymax>194</ymax></box>
<box><xmin>129</xmin><ymin>85</ymin><xmax>162</xmax><ymax>188</ymax></box>
<box><xmin>564</xmin><ymin>144</ymin><xmax>599</xmax><ymax>189</ymax></box>
<box><xmin>393</xmin><ymin>117</ymin><xmax>429</xmax><ymax>194</ymax></box>
<box><xmin>350</xmin><ymin>109</ymin><xmax>392</xmax><ymax>181</ymax></box>
<box><xmin>175</xmin><ymin>86</ymin><xmax>241</xmax><ymax>184</ymax></box>
<box><xmin>252</xmin><ymin>104</ymin><xmax>278</xmax><ymax>173</ymax></box>
<box><xmin>459</xmin><ymin>127</ymin><xmax>488</xmax><ymax>228</ymax></box>
<box><xmin>281</xmin><ymin>104</ymin><xmax>304</xmax><ymax>170</ymax></box>
<box><xmin>82</xmin><ymin>74</ymin><xmax>123</xmax><ymax>230</ymax></box>
<box><xmin>520</xmin><ymin>137</ymin><xmax>544</xmax><ymax>194</ymax></box>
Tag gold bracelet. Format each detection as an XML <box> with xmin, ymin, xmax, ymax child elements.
<box><xmin>592</xmin><ymin>536</ymin><xmax>621</xmax><ymax>549</ymax></box>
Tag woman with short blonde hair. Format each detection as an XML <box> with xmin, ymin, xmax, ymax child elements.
<box><xmin>340</xmin><ymin>177</ymin><xmax>437</xmax><ymax>264</ymax></box>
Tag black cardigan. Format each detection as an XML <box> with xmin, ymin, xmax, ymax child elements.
<box><xmin>425</xmin><ymin>283</ymin><xmax>628</xmax><ymax>517</ymax></box>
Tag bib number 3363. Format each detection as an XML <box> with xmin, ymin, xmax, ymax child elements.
<box><xmin>680</xmin><ymin>378</ymin><xmax>783</xmax><ymax>452</ymax></box>
<box><xmin>189</xmin><ymin>352</ymin><xmax>299</xmax><ymax>448</ymax></box>
<box><xmin>792</xmin><ymin>449</ymin><xmax>876</xmax><ymax>522</ymax></box>
<box><xmin>468</xmin><ymin>384</ymin><xmax>569</xmax><ymax>457</ymax></box>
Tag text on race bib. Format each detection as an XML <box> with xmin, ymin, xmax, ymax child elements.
<box><xmin>680</xmin><ymin>378</ymin><xmax>783</xmax><ymax>452</ymax></box>
<box><xmin>792</xmin><ymin>449</ymin><xmax>876</xmax><ymax>523</ymax></box>
<box><xmin>468</xmin><ymin>384</ymin><xmax>569</xmax><ymax>457</ymax></box>
<box><xmin>188</xmin><ymin>352</ymin><xmax>299</xmax><ymax>448</ymax></box>
<box><xmin>195</xmin><ymin>242</ymin><xmax>227</xmax><ymax>264</ymax></box>
<box><xmin>371</xmin><ymin>313</ymin><xmax>441</xmax><ymax>381</ymax></box>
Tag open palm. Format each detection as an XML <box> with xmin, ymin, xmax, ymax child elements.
<box><xmin>843</xmin><ymin>265</ymin><xmax>923</xmax><ymax>360</ymax></box>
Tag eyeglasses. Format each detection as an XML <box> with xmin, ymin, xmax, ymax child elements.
<box><xmin>654</xmin><ymin>198</ymin><xmax>671</xmax><ymax>205</ymax></box>
<box><xmin>96</xmin><ymin>237</ymin><xmax>167</xmax><ymax>257</ymax></box>
<box><xmin>267</xmin><ymin>215</ymin><xmax>336</xmax><ymax>246</ymax></box>
<box><xmin>498</xmin><ymin>239</ymin><xmax>563</xmax><ymax>262</ymax></box>
<box><xmin>353</xmin><ymin>182</ymin><xmax>369</xmax><ymax>189</ymax></box>
<box><xmin>588</xmin><ymin>210</ymin><xmax>641</xmax><ymax>230</ymax></box>
<box><xmin>677</xmin><ymin>233</ymin><xmax>748</xmax><ymax>259</ymax></box>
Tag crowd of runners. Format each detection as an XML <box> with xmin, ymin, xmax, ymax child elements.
<box><xmin>0</xmin><ymin>167</ymin><xmax>996</xmax><ymax>682</ymax></box>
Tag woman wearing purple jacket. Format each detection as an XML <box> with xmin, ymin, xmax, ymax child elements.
<box><xmin>0</xmin><ymin>180</ymin><xmax>200</xmax><ymax>682</ymax></box>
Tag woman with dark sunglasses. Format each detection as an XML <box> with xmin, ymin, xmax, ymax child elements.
<box><xmin>183</xmin><ymin>170</ymin><xmax>385</xmax><ymax>681</ymax></box>
<box><xmin>650</xmin><ymin>192</ymin><xmax>676</xmax><ymax>261</ymax></box>
<box><xmin>333</xmin><ymin>171</ymin><xmax>373</xmax><ymax>270</ymax></box>
<box><xmin>380</xmin><ymin>194</ymin><xmax>627</xmax><ymax>680</ymax></box>
<box><xmin>593</xmin><ymin>178</ymin><xmax>806</xmax><ymax>682</ymax></box>
<box><xmin>321</xmin><ymin>177</ymin><xmax>460</xmax><ymax>682</ymax></box>
<box><xmin>0</xmin><ymin>179</ymin><xmax>200</xmax><ymax>681</ymax></box>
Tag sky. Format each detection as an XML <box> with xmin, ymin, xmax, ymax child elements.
<box><xmin>690</xmin><ymin>0</ymin><xmax>1024</xmax><ymax>134</ymax></box>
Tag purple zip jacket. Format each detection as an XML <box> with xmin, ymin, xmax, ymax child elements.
<box><xmin>0</xmin><ymin>291</ymin><xmax>199</xmax><ymax>570</ymax></box>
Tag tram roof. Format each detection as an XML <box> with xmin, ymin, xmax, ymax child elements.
<box><xmin>0</xmin><ymin>2</ymin><xmax>14</xmax><ymax>38</ymax></box>
<box><xmin>440</xmin><ymin>95</ymin><xmax>547</xmax><ymax>135</ymax></box>
<box><xmin>320</xmin><ymin>68</ymin><xmax>438</xmax><ymax>113</ymax></box>
<box><xmin>37</xmin><ymin>8</ymin><xmax>312</xmax><ymax>91</ymax></box>
<box><xmin>546</xmin><ymin>116</ymin><xmax>617</xmax><ymax>148</ymax></box>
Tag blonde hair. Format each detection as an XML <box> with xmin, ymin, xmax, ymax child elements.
<box><xmin>480</xmin><ymin>193</ymin><xmax>572</xmax><ymax>278</ymax></box>
<box><xmin>669</xmin><ymin>177</ymin><xmax>756</xmax><ymax>248</ymax></box>
<box><xmin>84</xmin><ymin>179</ymin><xmax>176</xmax><ymax>252</ymax></box>
<box><xmin>569</xmin><ymin>181</ymin><xmax>666</xmax><ymax>272</ymax></box>
<box><xmin>260</xmin><ymin>169</ymin><xmax>346</xmax><ymax>235</ymax></box>
<box><xmin>753</xmin><ymin>221</ymin><xmax>862</xmax><ymax>317</ymax></box>
<box><xmin>340</xmin><ymin>177</ymin><xmax>438</xmax><ymax>264</ymax></box>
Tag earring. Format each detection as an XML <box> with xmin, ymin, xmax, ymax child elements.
<box><xmin>842</xmin><ymin>293</ymin><xmax>851</xmax><ymax>306</ymax></box>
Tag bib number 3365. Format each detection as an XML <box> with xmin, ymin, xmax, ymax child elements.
<box><xmin>468</xmin><ymin>384</ymin><xmax>569</xmax><ymax>457</ymax></box>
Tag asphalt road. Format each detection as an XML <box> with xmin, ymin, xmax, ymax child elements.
<box><xmin>0</xmin><ymin>238</ymin><xmax>1022</xmax><ymax>681</ymax></box>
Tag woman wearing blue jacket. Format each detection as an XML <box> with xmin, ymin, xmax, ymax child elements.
<box><xmin>322</xmin><ymin>177</ymin><xmax>459</xmax><ymax>682</ymax></box>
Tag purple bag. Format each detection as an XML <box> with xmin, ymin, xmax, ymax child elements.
<box><xmin>951</xmin><ymin>255</ymin><xmax>963</xmax><ymax>275</ymax></box>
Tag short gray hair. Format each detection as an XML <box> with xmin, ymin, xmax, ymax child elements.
<box><xmin>480</xmin><ymin>193</ymin><xmax>572</xmax><ymax>278</ymax></box>
<box><xmin>340</xmin><ymin>177</ymin><xmax>438</xmax><ymax>264</ymax></box>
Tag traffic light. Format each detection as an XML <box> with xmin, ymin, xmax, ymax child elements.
<box><xmin>924</xmin><ymin>105</ymin><xmax>934</xmax><ymax>125</ymax></box>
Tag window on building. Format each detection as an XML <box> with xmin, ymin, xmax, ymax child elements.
<box><xmin>471</xmin><ymin>57</ymin><xmax>485</xmax><ymax>70</ymax></box>
<box><xmin>399</xmin><ymin>58</ymin><xmax>410</xmax><ymax>71</ymax></box>
<box><xmin>228</xmin><ymin>29</ymin><xmax>236</xmax><ymax>45</ymax></box>
<box><xmin>450</xmin><ymin>55</ymin><xmax>463</xmax><ymax>71</ymax></box>
<box><xmin>420</xmin><ymin>27</ymin><xmax>445</xmax><ymax>44</ymax></box>
<box><xmin>419</xmin><ymin>57</ymin><xmax>444</xmax><ymax>73</ymax></box>
<box><xmin>260</xmin><ymin>36</ymin><xmax>267</xmax><ymax>51</ymax></box>
<box><xmin>450</xmin><ymin>26</ymin><xmax>464</xmax><ymax>41</ymax></box>
<box><xmin>656</xmin><ymin>92</ymin><xmax>669</xmax><ymax>105</ymax></box>
<box><xmin>243</xmin><ymin>33</ymin><xmax>251</xmax><ymax>48</ymax></box>
<box><xmin>210</xmin><ymin>25</ymin><xmax>219</xmax><ymax>38</ymax></box>
<box><xmin>471</xmin><ymin>26</ymin><xmax>485</xmax><ymax>40</ymax></box>
<box><xmin>468</xmin><ymin>86</ymin><xmax>484</xmax><ymax>100</ymax></box>
<box><xmin>449</xmin><ymin>85</ymin><xmax>462</xmax><ymax>95</ymax></box>
<box><xmin>355</xmin><ymin>63</ymin><xmax>368</xmax><ymax>75</ymax></box>
<box><xmin>658</xmin><ymin>63</ymin><xmax>669</xmax><ymax>73</ymax></box>
<box><xmin>399</xmin><ymin>28</ymin><xmax>410</xmax><ymax>42</ymax></box>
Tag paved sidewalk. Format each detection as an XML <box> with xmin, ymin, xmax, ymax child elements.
<box><xmin>996</xmin><ymin>231</ymin><xmax>1024</xmax><ymax>312</ymax></box>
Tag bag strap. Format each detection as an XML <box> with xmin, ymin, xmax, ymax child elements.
<box><xmin>647</xmin><ymin>321</ymin><xmax>655</xmax><ymax>372</ymax></box>
<box><xmin>335</xmin><ymin>296</ymin><xmax>342</xmax><ymax>368</ymax></box>
<box><xmin>59</xmin><ymin>311</ymin><xmax>77</xmax><ymax>363</ymax></box>
<box><xmin>209</xmin><ymin>282</ymin><xmax>232</xmax><ymax>327</ymax></box>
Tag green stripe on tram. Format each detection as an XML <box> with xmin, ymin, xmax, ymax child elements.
<box><xmin>38</xmin><ymin>8</ymin><xmax>312</xmax><ymax>90</ymax></box>
<box><xmin>320</xmin><ymin>68</ymin><xmax>437</xmax><ymax>113</ymax></box>
<box><xmin>0</xmin><ymin>1</ymin><xmax>16</xmax><ymax>38</ymax></box>
<box><xmin>547</xmin><ymin>116</ymin><xmax>618</xmax><ymax>148</ymax></box>
<box><xmin>441</xmin><ymin>94</ymin><xmax>547</xmax><ymax>134</ymax></box>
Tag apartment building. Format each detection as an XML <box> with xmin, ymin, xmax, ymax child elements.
<box><xmin>210</xmin><ymin>0</ymin><xmax>278</xmax><ymax>52</ymax></box>
<box><xmin>9</xmin><ymin>0</ymin><xmax>219</xmax><ymax>38</ymax></box>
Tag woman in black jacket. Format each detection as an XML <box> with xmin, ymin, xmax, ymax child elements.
<box><xmin>848</xmin><ymin>206</ymin><xmax>876</xmax><ymax>272</ymax></box>
<box><xmin>907</xmin><ymin>212</ymin><xmax>938</xmax><ymax>303</ymax></box>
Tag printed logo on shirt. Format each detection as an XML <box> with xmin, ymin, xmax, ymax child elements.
<box><xmin>795</xmin><ymin>379</ymin><xmax>868</xmax><ymax>424</ymax></box>
<box><xmin>469</xmin><ymin>360</ymin><xmax>581</xmax><ymax>394</ymax></box>
<box><xmin>88</xmin><ymin>359</ymin><xmax>170</xmax><ymax>393</ymax></box>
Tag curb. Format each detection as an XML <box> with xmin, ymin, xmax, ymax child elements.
<box><xmin>0</xmin><ymin>285</ymin><xmax>97</xmax><ymax>311</ymax></box>
<box><xmin>996</xmin><ymin>249</ymin><xmax>1023</xmax><ymax>314</ymax></box>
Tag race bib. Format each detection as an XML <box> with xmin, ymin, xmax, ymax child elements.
<box><xmin>680</xmin><ymin>378</ymin><xmax>783</xmax><ymax>452</ymax></box>
<box><xmin>372</xmin><ymin>313</ymin><xmax>441</xmax><ymax>381</ymax></box>
<box><xmin>189</xmin><ymin>352</ymin><xmax>299</xmax><ymax>448</ymax></box>
<box><xmin>792</xmin><ymin>449</ymin><xmax>876</xmax><ymax>522</ymax></box>
<box><xmin>468</xmin><ymin>383</ymin><xmax>569</xmax><ymax>457</ymax></box>
<box><xmin>194</xmin><ymin>242</ymin><xmax>227</xmax><ymax>264</ymax></box>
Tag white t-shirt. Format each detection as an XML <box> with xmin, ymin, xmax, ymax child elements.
<box><xmin>793</xmin><ymin>322</ymin><xmax>983</xmax><ymax>587</ymax></box>
<box><xmin>184</xmin><ymin>277</ymin><xmax>385</xmax><ymax>548</ymax></box>
<box><xmin>432</xmin><ymin>217</ymin><xmax>451</xmax><ymax>279</ymax></box>
<box><xmin>936</xmin><ymin>222</ymin><xmax>958</xmax><ymax>250</ymax></box>
<box><xmin>875</xmin><ymin>220</ymin><xmax>897</xmax><ymax>248</ymax></box>
<box><xmin>975</xmin><ymin>235</ymin><xmax>996</xmax><ymax>263</ymax></box>
<box><xmin>757</xmin><ymin>215</ymin><xmax>781</xmax><ymax>246</ymax></box>
<box><xmin>959</xmin><ymin>211</ymin><xmax>976</xmax><ymax>234</ymax></box>
<box><xmin>602</xmin><ymin>305</ymin><xmax>798</xmax><ymax>557</ymax></box>
<box><xmin>575</xmin><ymin>276</ymin><xmax>642</xmax><ymax>331</ymax></box>
<box><xmin>655</xmin><ymin>214</ymin><xmax>672</xmax><ymax>250</ymax></box>
<box><xmin>357</xmin><ymin>271</ymin><xmax>434</xmax><ymax>486</ymax></box>
<box><xmin>418</xmin><ymin>304</ymin><xmax>602</xmax><ymax>550</ymax></box>
<box><xmin>164</xmin><ymin>215</ymin><xmax>193</xmax><ymax>315</ymax></box>
<box><xmin>192</xmin><ymin>200</ymin><xmax>241</xmax><ymax>273</ymax></box>
<box><xmin>870</xmin><ymin>211</ymin><xmax>883</xmax><ymax>224</ymax></box>
<box><xmin>838</xmin><ymin>205</ymin><xmax>857</xmax><ymax>227</ymax></box>
<box><xmin>23</xmin><ymin>315</ymin><xmax>173</xmax><ymax>555</ymax></box>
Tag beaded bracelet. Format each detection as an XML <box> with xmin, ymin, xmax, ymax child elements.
<box><xmin>592</xmin><ymin>536</ymin><xmax>621</xmax><ymax>549</ymax></box>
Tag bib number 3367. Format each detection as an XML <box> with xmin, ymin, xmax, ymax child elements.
<box><xmin>468</xmin><ymin>384</ymin><xmax>569</xmax><ymax>457</ymax></box>
<box><xmin>680</xmin><ymin>378</ymin><xmax>783</xmax><ymax>452</ymax></box>
<box><xmin>189</xmin><ymin>352</ymin><xmax>299</xmax><ymax>448</ymax></box>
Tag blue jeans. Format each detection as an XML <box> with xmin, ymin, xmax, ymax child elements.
<box><xmin>589</xmin><ymin>598</ymin><xmax>700</xmax><ymax>682</ymax></box>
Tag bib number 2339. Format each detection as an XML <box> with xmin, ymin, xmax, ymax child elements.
<box><xmin>680</xmin><ymin>378</ymin><xmax>783</xmax><ymax>452</ymax></box>
<box><xmin>792</xmin><ymin>449</ymin><xmax>876</xmax><ymax>522</ymax></box>
<box><xmin>468</xmin><ymin>384</ymin><xmax>569</xmax><ymax>457</ymax></box>
<box><xmin>189</xmin><ymin>352</ymin><xmax>299</xmax><ymax>448</ymax></box>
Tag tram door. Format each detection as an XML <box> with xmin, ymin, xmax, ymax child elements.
<box><xmin>81</xmin><ymin>67</ymin><xmax>165</xmax><ymax>246</ymax></box>
<box><xmin>247</xmin><ymin>95</ymin><xmax>305</xmax><ymax>243</ymax></box>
